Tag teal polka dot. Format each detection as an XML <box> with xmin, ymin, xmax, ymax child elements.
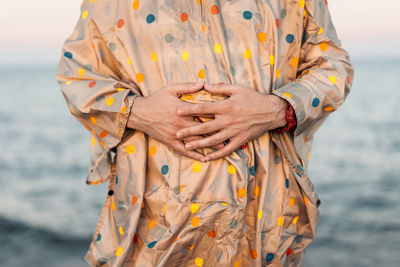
<box><xmin>297</xmin><ymin>164</ymin><xmax>304</xmax><ymax>172</ymax></box>
<box><xmin>274</xmin><ymin>155</ymin><xmax>281</xmax><ymax>164</ymax></box>
<box><xmin>266</xmin><ymin>253</ymin><xmax>275</xmax><ymax>262</ymax></box>
<box><xmin>312</xmin><ymin>97</ymin><xmax>320</xmax><ymax>107</ymax></box>
<box><xmin>249</xmin><ymin>165</ymin><xmax>255</xmax><ymax>175</ymax></box>
<box><xmin>165</xmin><ymin>33</ymin><xmax>174</xmax><ymax>43</ymax></box>
<box><xmin>161</xmin><ymin>165</ymin><xmax>169</xmax><ymax>175</ymax></box>
<box><xmin>286</xmin><ymin>34</ymin><xmax>294</xmax><ymax>44</ymax></box>
<box><xmin>64</xmin><ymin>52</ymin><xmax>72</xmax><ymax>59</ymax></box>
<box><xmin>109</xmin><ymin>42</ymin><xmax>116</xmax><ymax>51</ymax></box>
<box><xmin>229</xmin><ymin>219</ymin><xmax>238</xmax><ymax>229</ymax></box>
<box><xmin>146</xmin><ymin>14</ymin><xmax>155</xmax><ymax>23</ymax></box>
<box><xmin>243</xmin><ymin>11</ymin><xmax>252</xmax><ymax>20</ymax></box>
<box><xmin>148</xmin><ymin>241</ymin><xmax>157</xmax><ymax>248</ymax></box>
<box><xmin>84</xmin><ymin>64</ymin><xmax>93</xmax><ymax>71</ymax></box>
<box><xmin>115</xmin><ymin>176</ymin><xmax>118</xmax><ymax>184</ymax></box>
<box><xmin>285</xmin><ymin>178</ymin><xmax>289</xmax><ymax>188</ymax></box>
<box><xmin>229</xmin><ymin>65</ymin><xmax>236</xmax><ymax>76</ymax></box>
<box><xmin>174</xmin><ymin>185</ymin><xmax>181</xmax><ymax>194</ymax></box>
<box><xmin>96</xmin><ymin>233</ymin><xmax>102</xmax><ymax>241</ymax></box>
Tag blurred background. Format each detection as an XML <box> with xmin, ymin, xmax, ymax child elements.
<box><xmin>0</xmin><ymin>0</ymin><xmax>399</xmax><ymax>266</ymax></box>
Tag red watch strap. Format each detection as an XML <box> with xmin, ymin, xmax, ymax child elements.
<box><xmin>272</xmin><ymin>102</ymin><xmax>297</xmax><ymax>134</ymax></box>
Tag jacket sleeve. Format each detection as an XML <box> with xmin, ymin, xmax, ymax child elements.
<box><xmin>271</xmin><ymin>0</ymin><xmax>355</xmax><ymax>157</ymax></box>
<box><xmin>56</xmin><ymin>0</ymin><xmax>142</xmax><ymax>155</ymax></box>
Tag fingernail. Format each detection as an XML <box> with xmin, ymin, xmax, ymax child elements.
<box><xmin>176</xmin><ymin>131</ymin><xmax>183</xmax><ymax>138</ymax></box>
<box><xmin>186</xmin><ymin>144</ymin><xmax>192</xmax><ymax>149</ymax></box>
<box><xmin>204</xmin><ymin>156</ymin><xmax>210</xmax><ymax>161</ymax></box>
<box><xmin>200</xmin><ymin>157</ymin><xmax>205</xmax><ymax>162</ymax></box>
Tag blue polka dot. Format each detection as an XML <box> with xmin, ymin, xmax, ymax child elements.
<box><xmin>229</xmin><ymin>219</ymin><xmax>238</xmax><ymax>229</ymax></box>
<box><xmin>249</xmin><ymin>165</ymin><xmax>255</xmax><ymax>176</ymax></box>
<box><xmin>286</xmin><ymin>34</ymin><xmax>295</xmax><ymax>44</ymax></box>
<box><xmin>96</xmin><ymin>233</ymin><xmax>102</xmax><ymax>241</ymax></box>
<box><xmin>295</xmin><ymin>235</ymin><xmax>303</xmax><ymax>244</ymax></box>
<box><xmin>266</xmin><ymin>253</ymin><xmax>275</xmax><ymax>262</ymax></box>
<box><xmin>285</xmin><ymin>178</ymin><xmax>289</xmax><ymax>188</ymax></box>
<box><xmin>243</xmin><ymin>11</ymin><xmax>252</xmax><ymax>20</ymax></box>
<box><xmin>296</xmin><ymin>171</ymin><xmax>302</xmax><ymax>177</ymax></box>
<box><xmin>64</xmin><ymin>52</ymin><xmax>73</xmax><ymax>59</ymax></box>
<box><xmin>174</xmin><ymin>185</ymin><xmax>181</xmax><ymax>194</ymax></box>
<box><xmin>161</xmin><ymin>165</ymin><xmax>169</xmax><ymax>175</ymax></box>
<box><xmin>148</xmin><ymin>241</ymin><xmax>157</xmax><ymax>248</ymax></box>
<box><xmin>146</xmin><ymin>14</ymin><xmax>155</xmax><ymax>23</ymax></box>
<box><xmin>84</xmin><ymin>64</ymin><xmax>93</xmax><ymax>71</ymax></box>
<box><xmin>312</xmin><ymin>97</ymin><xmax>320</xmax><ymax>107</ymax></box>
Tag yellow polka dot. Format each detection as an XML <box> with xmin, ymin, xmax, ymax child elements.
<box><xmin>277</xmin><ymin>216</ymin><xmax>284</xmax><ymax>226</ymax></box>
<box><xmin>329</xmin><ymin>76</ymin><xmax>336</xmax><ymax>84</ymax></box>
<box><xmin>238</xmin><ymin>188</ymin><xmax>247</xmax><ymax>198</ymax></box>
<box><xmin>257</xmin><ymin>210</ymin><xmax>263</xmax><ymax>220</ymax></box>
<box><xmin>192</xmin><ymin>162</ymin><xmax>202</xmax><ymax>173</ymax></box>
<box><xmin>182</xmin><ymin>50</ymin><xmax>189</xmax><ymax>61</ymax></box>
<box><xmin>90</xmin><ymin>116</ymin><xmax>96</xmax><ymax>124</ymax></box>
<box><xmin>82</xmin><ymin>10</ymin><xmax>88</xmax><ymax>19</ymax></box>
<box><xmin>324</xmin><ymin>106</ymin><xmax>334</xmax><ymax>112</ymax></box>
<box><xmin>91</xmin><ymin>136</ymin><xmax>96</xmax><ymax>146</ymax></box>
<box><xmin>151</xmin><ymin>52</ymin><xmax>157</xmax><ymax>62</ymax></box>
<box><xmin>136</xmin><ymin>73</ymin><xmax>145</xmax><ymax>83</ymax></box>
<box><xmin>195</xmin><ymin>257</ymin><xmax>203</xmax><ymax>266</ymax></box>
<box><xmin>233</xmin><ymin>261</ymin><xmax>240</xmax><ymax>267</ymax></box>
<box><xmin>132</xmin><ymin>0</ymin><xmax>140</xmax><ymax>10</ymax></box>
<box><xmin>291</xmin><ymin>57</ymin><xmax>299</xmax><ymax>67</ymax></box>
<box><xmin>214</xmin><ymin>43</ymin><xmax>222</xmax><ymax>54</ymax></box>
<box><xmin>66</xmin><ymin>81</ymin><xmax>72</xmax><ymax>85</ymax></box>
<box><xmin>198</xmin><ymin>69</ymin><xmax>205</xmax><ymax>79</ymax></box>
<box><xmin>191</xmin><ymin>217</ymin><xmax>200</xmax><ymax>227</ymax></box>
<box><xmin>120</xmin><ymin>106</ymin><xmax>127</xmax><ymax>114</ymax></box>
<box><xmin>258</xmin><ymin>32</ymin><xmax>267</xmax><ymax>42</ymax></box>
<box><xmin>254</xmin><ymin>186</ymin><xmax>260</xmax><ymax>197</ymax></box>
<box><xmin>119</xmin><ymin>226</ymin><xmax>124</xmax><ymax>235</ymax></box>
<box><xmin>149</xmin><ymin>145</ymin><xmax>157</xmax><ymax>156</ymax></box>
<box><xmin>282</xmin><ymin>92</ymin><xmax>292</xmax><ymax>98</ymax></box>
<box><xmin>318</xmin><ymin>27</ymin><xmax>324</xmax><ymax>35</ymax></box>
<box><xmin>111</xmin><ymin>201</ymin><xmax>116</xmax><ymax>211</ymax></box>
<box><xmin>243</xmin><ymin>49</ymin><xmax>252</xmax><ymax>59</ymax></box>
<box><xmin>299</xmin><ymin>0</ymin><xmax>305</xmax><ymax>7</ymax></box>
<box><xmin>126</xmin><ymin>145</ymin><xmax>135</xmax><ymax>154</ymax></box>
<box><xmin>162</xmin><ymin>204</ymin><xmax>167</xmax><ymax>214</ymax></box>
<box><xmin>89</xmin><ymin>0</ymin><xmax>94</xmax><ymax>3</ymax></box>
<box><xmin>227</xmin><ymin>164</ymin><xmax>236</xmax><ymax>174</ymax></box>
<box><xmin>78</xmin><ymin>68</ymin><xmax>85</xmax><ymax>76</ymax></box>
<box><xmin>289</xmin><ymin>198</ymin><xmax>295</xmax><ymax>207</ymax></box>
<box><xmin>276</xmin><ymin>69</ymin><xmax>281</xmax><ymax>78</ymax></box>
<box><xmin>117</xmin><ymin>88</ymin><xmax>126</xmax><ymax>92</ymax></box>
<box><xmin>190</xmin><ymin>203</ymin><xmax>199</xmax><ymax>213</ymax></box>
<box><xmin>115</xmin><ymin>246</ymin><xmax>123</xmax><ymax>256</ymax></box>
<box><xmin>320</xmin><ymin>42</ymin><xmax>328</xmax><ymax>51</ymax></box>
<box><xmin>127</xmin><ymin>57</ymin><xmax>132</xmax><ymax>65</ymax></box>
<box><xmin>148</xmin><ymin>220</ymin><xmax>156</xmax><ymax>229</ymax></box>
<box><xmin>269</xmin><ymin>55</ymin><xmax>275</xmax><ymax>65</ymax></box>
<box><xmin>106</xmin><ymin>97</ymin><xmax>114</xmax><ymax>106</ymax></box>
<box><xmin>292</xmin><ymin>216</ymin><xmax>299</xmax><ymax>224</ymax></box>
<box><xmin>221</xmin><ymin>202</ymin><xmax>229</xmax><ymax>206</ymax></box>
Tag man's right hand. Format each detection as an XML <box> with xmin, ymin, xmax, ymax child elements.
<box><xmin>126</xmin><ymin>81</ymin><xmax>225</xmax><ymax>162</ymax></box>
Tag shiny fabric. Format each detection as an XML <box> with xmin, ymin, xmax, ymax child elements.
<box><xmin>56</xmin><ymin>0</ymin><xmax>354</xmax><ymax>266</ymax></box>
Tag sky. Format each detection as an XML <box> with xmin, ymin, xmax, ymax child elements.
<box><xmin>0</xmin><ymin>0</ymin><xmax>399</xmax><ymax>64</ymax></box>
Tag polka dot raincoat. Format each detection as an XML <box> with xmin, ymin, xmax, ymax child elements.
<box><xmin>56</xmin><ymin>0</ymin><xmax>354</xmax><ymax>266</ymax></box>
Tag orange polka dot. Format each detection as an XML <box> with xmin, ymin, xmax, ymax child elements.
<box><xmin>117</xmin><ymin>19</ymin><xmax>125</xmax><ymax>28</ymax></box>
<box><xmin>289</xmin><ymin>198</ymin><xmax>295</xmax><ymax>207</ymax></box>
<box><xmin>198</xmin><ymin>69</ymin><xmax>205</xmax><ymax>79</ymax></box>
<box><xmin>207</xmin><ymin>230</ymin><xmax>216</xmax><ymax>238</ymax></box>
<box><xmin>99</xmin><ymin>131</ymin><xmax>108</xmax><ymax>138</ymax></box>
<box><xmin>181</xmin><ymin>12</ymin><xmax>188</xmax><ymax>22</ymax></box>
<box><xmin>211</xmin><ymin>5</ymin><xmax>219</xmax><ymax>15</ymax></box>
<box><xmin>233</xmin><ymin>261</ymin><xmax>240</xmax><ymax>267</ymax></box>
<box><xmin>120</xmin><ymin>106</ymin><xmax>127</xmax><ymax>114</ymax></box>
<box><xmin>148</xmin><ymin>220</ymin><xmax>156</xmax><ymax>229</ymax></box>
<box><xmin>132</xmin><ymin>0</ymin><xmax>139</xmax><ymax>10</ymax></box>
<box><xmin>90</xmin><ymin>116</ymin><xmax>96</xmax><ymax>124</ymax></box>
<box><xmin>191</xmin><ymin>217</ymin><xmax>200</xmax><ymax>227</ymax></box>
<box><xmin>238</xmin><ymin>188</ymin><xmax>247</xmax><ymax>198</ymax></box>
<box><xmin>291</xmin><ymin>57</ymin><xmax>299</xmax><ymax>67</ymax></box>
<box><xmin>258</xmin><ymin>32</ymin><xmax>267</xmax><ymax>42</ymax></box>
<box><xmin>250</xmin><ymin>249</ymin><xmax>258</xmax><ymax>259</ymax></box>
<box><xmin>320</xmin><ymin>42</ymin><xmax>328</xmax><ymax>51</ymax></box>
<box><xmin>254</xmin><ymin>186</ymin><xmax>260</xmax><ymax>197</ymax></box>
<box><xmin>136</xmin><ymin>73</ymin><xmax>145</xmax><ymax>83</ymax></box>
<box><xmin>131</xmin><ymin>196</ymin><xmax>138</xmax><ymax>205</ymax></box>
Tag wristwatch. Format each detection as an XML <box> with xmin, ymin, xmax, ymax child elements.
<box><xmin>272</xmin><ymin>101</ymin><xmax>297</xmax><ymax>134</ymax></box>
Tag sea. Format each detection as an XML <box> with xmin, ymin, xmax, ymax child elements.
<box><xmin>0</xmin><ymin>56</ymin><xmax>399</xmax><ymax>267</ymax></box>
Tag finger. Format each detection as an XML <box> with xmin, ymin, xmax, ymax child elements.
<box><xmin>172</xmin><ymin>140</ymin><xmax>205</xmax><ymax>162</ymax></box>
<box><xmin>183</xmin><ymin>135</ymin><xmax>224</xmax><ymax>150</ymax></box>
<box><xmin>203</xmin><ymin>137</ymin><xmax>242</xmax><ymax>161</ymax></box>
<box><xmin>169</xmin><ymin>80</ymin><xmax>205</xmax><ymax>96</ymax></box>
<box><xmin>177</xmin><ymin>101</ymin><xmax>226</xmax><ymax>116</ymax></box>
<box><xmin>204</xmin><ymin>82</ymin><xmax>239</xmax><ymax>96</ymax></box>
<box><xmin>176</xmin><ymin>119</ymin><xmax>222</xmax><ymax>139</ymax></box>
<box><xmin>184</xmin><ymin>130</ymin><xmax>229</xmax><ymax>151</ymax></box>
